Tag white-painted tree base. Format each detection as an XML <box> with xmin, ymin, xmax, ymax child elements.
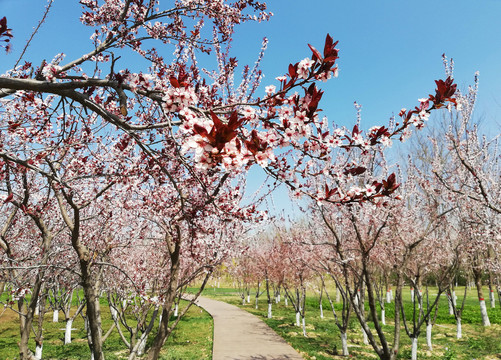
<box><xmin>426</xmin><ymin>323</ymin><xmax>433</xmax><ymax>351</ymax></box>
<box><xmin>411</xmin><ymin>337</ymin><xmax>418</xmax><ymax>360</ymax></box>
<box><xmin>319</xmin><ymin>303</ymin><xmax>324</xmax><ymax>319</ymax></box>
<box><xmin>456</xmin><ymin>318</ymin><xmax>462</xmax><ymax>339</ymax></box>
<box><xmin>137</xmin><ymin>335</ymin><xmax>147</xmax><ymax>356</ymax></box>
<box><xmin>341</xmin><ymin>331</ymin><xmax>349</xmax><ymax>356</ymax></box>
<box><xmin>65</xmin><ymin>319</ymin><xmax>73</xmax><ymax>344</ymax></box>
<box><xmin>448</xmin><ymin>296</ymin><xmax>454</xmax><ymax>315</ymax></box>
<box><xmin>362</xmin><ymin>327</ymin><xmax>369</xmax><ymax>345</ymax></box>
<box><xmin>480</xmin><ymin>300</ymin><xmax>491</xmax><ymax>326</ymax></box>
<box><xmin>381</xmin><ymin>309</ymin><xmax>386</xmax><ymax>325</ymax></box>
<box><xmin>267</xmin><ymin>303</ymin><xmax>272</xmax><ymax>319</ymax></box>
<box><xmin>35</xmin><ymin>343</ymin><xmax>43</xmax><ymax>360</ymax></box>
<box><xmin>53</xmin><ymin>309</ymin><xmax>59</xmax><ymax>322</ymax></box>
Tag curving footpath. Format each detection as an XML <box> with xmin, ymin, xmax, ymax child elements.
<box><xmin>195</xmin><ymin>296</ymin><xmax>304</xmax><ymax>360</ymax></box>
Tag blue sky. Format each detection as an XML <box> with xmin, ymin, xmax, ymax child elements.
<box><xmin>1</xmin><ymin>0</ymin><xmax>500</xmax><ymax>216</ymax></box>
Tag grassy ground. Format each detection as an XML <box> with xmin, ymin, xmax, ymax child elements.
<box><xmin>0</xmin><ymin>299</ymin><xmax>212</xmax><ymax>360</ymax></box>
<box><xmin>200</xmin><ymin>285</ymin><xmax>501</xmax><ymax>360</ymax></box>
<box><xmin>3</xmin><ymin>285</ymin><xmax>500</xmax><ymax>360</ymax></box>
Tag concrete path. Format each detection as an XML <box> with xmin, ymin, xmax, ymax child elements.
<box><xmin>195</xmin><ymin>296</ymin><xmax>304</xmax><ymax>360</ymax></box>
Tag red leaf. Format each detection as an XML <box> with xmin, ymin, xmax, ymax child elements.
<box><xmin>308</xmin><ymin>44</ymin><xmax>322</xmax><ymax>62</ymax></box>
<box><xmin>324</xmin><ymin>184</ymin><xmax>338</xmax><ymax>199</ymax></box>
<box><xmin>324</xmin><ymin>34</ymin><xmax>334</xmax><ymax>58</ymax></box>
<box><xmin>387</xmin><ymin>173</ymin><xmax>396</xmax><ymax>187</ymax></box>
<box><xmin>169</xmin><ymin>76</ymin><xmax>180</xmax><ymax>88</ymax></box>
<box><xmin>193</xmin><ymin>124</ymin><xmax>208</xmax><ymax>137</ymax></box>
<box><xmin>344</xmin><ymin>166</ymin><xmax>366</xmax><ymax>176</ymax></box>
<box><xmin>227</xmin><ymin>110</ymin><xmax>243</xmax><ymax>130</ymax></box>
<box><xmin>210</xmin><ymin>111</ymin><xmax>223</xmax><ymax>130</ymax></box>
<box><xmin>323</xmin><ymin>55</ymin><xmax>338</xmax><ymax>63</ymax></box>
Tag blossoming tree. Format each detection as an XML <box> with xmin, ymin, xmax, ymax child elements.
<box><xmin>0</xmin><ymin>1</ymin><xmax>458</xmax><ymax>359</ymax></box>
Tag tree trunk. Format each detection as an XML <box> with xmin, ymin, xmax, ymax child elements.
<box><xmin>19</xmin><ymin>276</ymin><xmax>45</xmax><ymax>360</ymax></box>
<box><xmin>267</xmin><ymin>303</ymin><xmax>272</xmax><ymax>319</ymax></box>
<box><xmin>474</xmin><ymin>270</ymin><xmax>491</xmax><ymax>326</ymax></box>
<box><xmin>147</xmin><ymin>233</ymin><xmax>181</xmax><ymax>360</ymax></box>
<box><xmin>411</xmin><ymin>337</ymin><xmax>418</xmax><ymax>360</ymax></box>
<box><xmin>489</xmin><ymin>272</ymin><xmax>496</xmax><ymax>308</ymax></box>
<box><xmin>34</xmin><ymin>343</ymin><xmax>43</xmax><ymax>360</ymax></box>
<box><xmin>381</xmin><ymin>309</ymin><xmax>386</xmax><ymax>325</ymax></box>
<box><xmin>479</xmin><ymin>299</ymin><xmax>491</xmax><ymax>326</ymax></box>
<box><xmin>340</xmin><ymin>331</ymin><xmax>349</xmax><ymax>356</ymax></box>
<box><xmin>65</xmin><ymin>319</ymin><xmax>74</xmax><ymax>345</ymax></box>
<box><xmin>82</xmin><ymin>270</ymin><xmax>104</xmax><ymax>360</ymax></box>
<box><xmin>136</xmin><ymin>335</ymin><xmax>147</xmax><ymax>357</ymax></box>
<box><xmin>456</xmin><ymin>318</ymin><xmax>462</xmax><ymax>339</ymax></box>
<box><xmin>18</xmin><ymin>300</ymin><xmax>32</xmax><ymax>360</ymax></box>
<box><xmin>362</xmin><ymin>326</ymin><xmax>369</xmax><ymax>345</ymax></box>
<box><xmin>448</xmin><ymin>294</ymin><xmax>454</xmax><ymax>315</ymax></box>
<box><xmin>426</xmin><ymin>323</ymin><xmax>433</xmax><ymax>351</ymax></box>
<box><xmin>53</xmin><ymin>309</ymin><xmax>59</xmax><ymax>322</ymax></box>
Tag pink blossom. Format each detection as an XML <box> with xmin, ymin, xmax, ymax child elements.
<box><xmin>347</xmin><ymin>186</ymin><xmax>362</xmax><ymax>197</ymax></box>
<box><xmin>265</xmin><ymin>85</ymin><xmax>276</xmax><ymax>95</ymax></box>
<box><xmin>297</xmin><ymin>57</ymin><xmax>314</xmax><ymax>79</ymax></box>
<box><xmin>352</xmin><ymin>133</ymin><xmax>364</xmax><ymax>145</ymax></box>
<box><xmin>381</xmin><ymin>136</ymin><xmax>392</xmax><ymax>147</ymax></box>
<box><xmin>364</xmin><ymin>185</ymin><xmax>376</xmax><ymax>196</ymax></box>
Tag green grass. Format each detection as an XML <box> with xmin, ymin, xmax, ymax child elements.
<box><xmin>0</xmin><ymin>299</ymin><xmax>212</xmax><ymax>360</ymax></box>
<box><xmin>200</xmin><ymin>285</ymin><xmax>501</xmax><ymax>360</ymax></box>
<box><xmin>3</xmin><ymin>284</ymin><xmax>500</xmax><ymax>360</ymax></box>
